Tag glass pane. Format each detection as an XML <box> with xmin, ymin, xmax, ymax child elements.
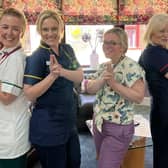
<box><xmin>65</xmin><ymin>24</ymin><xmax>147</xmax><ymax>66</ymax></box>
<box><xmin>65</xmin><ymin>25</ymin><xmax>113</xmax><ymax>66</ymax></box>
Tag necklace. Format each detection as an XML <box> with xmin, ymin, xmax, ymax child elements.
<box><xmin>113</xmin><ymin>55</ymin><xmax>125</xmax><ymax>68</ymax></box>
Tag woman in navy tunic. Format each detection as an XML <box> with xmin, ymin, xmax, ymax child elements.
<box><xmin>139</xmin><ymin>14</ymin><xmax>168</xmax><ymax>168</ymax></box>
<box><xmin>23</xmin><ymin>10</ymin><xmax>83</xmax><ymax>168</ymax></box>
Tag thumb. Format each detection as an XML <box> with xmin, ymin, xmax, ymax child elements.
<box><xmin>50</xmin><ymin>54</ymin><xmax>58</xmax><ymax>65</ymax></box>
<box><xmin>106</xmin><ymin>63</ymin><xmax>112</xmax><ymax>72</ymax></box>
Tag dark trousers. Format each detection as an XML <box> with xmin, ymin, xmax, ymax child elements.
<box><xmin>151</xmin><ymin>123</ymin><xmax>168</xmax><ymax>168</ymax></box>
<box><xmin>150</xmin><ymin>108</ymin><xmax>168</xmax><ymax>168</ymax></box>
<box><xmin>34</xmin><ymin>131</ymin><xmax>81</xmax><ymax>168</ymax></box>
<box><xmin>0</xmin><ymin>154</ymin><xmax>27</xmax><ymax>168</ymax></box>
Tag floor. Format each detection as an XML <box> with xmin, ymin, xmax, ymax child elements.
<box><xmin>32</xmin><ymin>133</ymin><xmax>153</xmax><ymax>168</ymax></box>
<box><xmin>33</xmin><ymin>104</ymin><xmax>153</xmax><ymax>168</ymax></box>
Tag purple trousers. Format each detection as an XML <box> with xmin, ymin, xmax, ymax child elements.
<box><xmin>93</xmin><ymin>119</ymin><xmax>134</xmax><ymax>168</ymax></box>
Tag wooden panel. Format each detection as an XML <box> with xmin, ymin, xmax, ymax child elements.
<box><xmin>121</xmin><ymin>138</ymin><xmax>146</xmax><ymax>168</ymax></box>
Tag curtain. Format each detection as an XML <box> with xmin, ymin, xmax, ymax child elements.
<box><xmin>2</xmin><ymin>0</ymin><xmax>168</xmax><ymax>24</ymax></box>
<box><xmin>2</xmin><ymin>0</ymin><xmax>58</xmax><ymax>24</ymax></box>
<box><xmin>63</xmin><ymin>0</ymin><xmax>168</xmax><ymax>24</ymax></box>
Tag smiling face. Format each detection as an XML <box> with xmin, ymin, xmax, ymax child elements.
<box><xmin>144</xmin><ymin>14</ymin><xmax>168</xmax><ymax>48</ymax></box>
<box><xmin>40</xmin><ymin>17</ymin><xmax>60</xmax><ymax>48</ymax></box>
<box><xmin>102</xmin><ymin>32</ymin><xmax>124</xmax><ymax>63</ymax></box>
<box><xmin>151</xmin><ymin>23</ymin><xmax>168</xmax><ymax>48</ymax></box>
<box><xmin>36</xmin><ymin>10</ymin><xmax>64</xmax><ymax>52</ymax></box>
<box><xmin>0</xmin><ymin>15</ymin><xmax>23</xmax><ymax>48</ymax></box>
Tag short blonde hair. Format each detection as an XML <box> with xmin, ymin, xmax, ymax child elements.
<box><xmin>0</xmin><ymin>7</ymin><xmax>27</xmax><ymax>35</ymax></box>
<box><xmin>36</xmin><ymin>9</ymin><xmax>64</xmax><ymax>42</ymax></box>
<box><xmin>144</xmin><ymin>13</ymin><xmax>168</xmax><ymax>45</ymax></box>
<box><xmin>105</xmin><ymin>27</ymin><xmax>128</xmax><ymax>54</ymax></box>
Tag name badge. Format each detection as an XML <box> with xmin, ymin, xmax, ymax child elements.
<box><xmin>46</xmin><ymin>61</ymin><xmax>50</xmax><ymax>66</ymax></box>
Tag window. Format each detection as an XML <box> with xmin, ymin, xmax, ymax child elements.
<box><xmin>65</xmin><ymin>24</ymin><xmax>146</xmax><ymax>65</ymax></box>
<box><xmin>24</xmin><ymin>24</ymin><xmax>146</xmax><ymax>64</ymax></box>
<box><xmin>65</xmin><ymin>25</ymin><xmax>113</xmax><ymax>66</ymax></box>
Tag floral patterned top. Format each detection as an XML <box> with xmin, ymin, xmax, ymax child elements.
<box><xmin>87</xmin><ymin>56</ymin><xmax>145</xmax><ymax>132</ymax></box>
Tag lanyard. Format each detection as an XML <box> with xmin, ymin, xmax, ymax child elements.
<box><xmin>0</xmin><ymin>45</ymin><xmax>22</xmax><ymax>65</ymax></box>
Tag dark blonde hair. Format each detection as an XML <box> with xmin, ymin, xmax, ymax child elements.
<box><xmin>0</xmin><ymin>7</ymin><xmax>27</xmax><ymax>35</ymax></box>
<box><xmin>36</xmin><ymin>9</ymin><xmax>64</xmax><ymax>42</ymax></box>
<box><xmin>144</xmin><ymin>13</ymin><xmax>168</xmax><ymax>45</ymax></box>
<box><xmin>105</xmin><ymin>27</ymin><xmax>128</xmax><ymax>53</ymax></box>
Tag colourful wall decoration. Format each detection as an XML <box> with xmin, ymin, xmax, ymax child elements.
<box><xmin>117</xmin><ymin>0</ymin><xmax>168</xmax><ymax>24</ymax></box>
<box><xmin>63</xmin><ymin>0</ymin><xmax>118</xmax><ymax>24</ymax></box>
<box><xmin>2</xmin><ymin>0</ymin><xmax>59</xmax><ymax>24</ymax></box>
<box><xmin>1</xmin><ymin>0</ymin><xmax>168</xmax><ymax>24</ymax></box>
<box><xmin>63</xmin><ymin>0</ymin><xmax>168</xmax><ymax>24</ymax></box>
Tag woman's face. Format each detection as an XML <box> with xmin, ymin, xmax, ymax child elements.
<box><xmin>0</xmin><ymin>15</ymin><xmax>23</xmax><ymax>48</ymax></box>
<box><xmin>102</xmin><ymin>32</ymin><xmax>124</xmax><ymax>63</ymax></box>
<box><xmin>151</xmin><ymin>23</ymin><xmax>168</xmax><ymax>48</ymax></box>
<box><xmin>40</xmin><ymin>17</ymin><xmax>60</xmax><ymax>47</ymax></box>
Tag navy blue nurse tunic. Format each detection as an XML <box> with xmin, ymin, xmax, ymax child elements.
<box><xmin>24</xmin><ymin>43</ymin><xmax>80</xmax><ymax>146</ymax></box>
<box><xmin>139</xmin><ymin>44</ymin><xmax>168</xmax><ymax>167</ymax></box>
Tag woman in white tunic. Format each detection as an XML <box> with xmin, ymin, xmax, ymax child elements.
<box><xmin>0</xmin><ymin>8</ymin><xmax>30</xmax><ymax>168</ymax></box>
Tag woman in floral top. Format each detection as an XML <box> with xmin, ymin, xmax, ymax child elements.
<box><xmin>86</xmin><ymin>27</ymin><xmax>145</xmax><ymax>168</ymax></box>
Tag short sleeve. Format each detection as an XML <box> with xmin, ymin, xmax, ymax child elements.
<box><xmin>1</xmin><ymin>51</ymin><xmax>25</xmax><ymax>96</ymax></box>
<box><xmin>124</xmin><ymin>60</ymin><xmax>145</xmax><ymax>87</ymax></box>
<box><xmin>24</xmin><ymin>52</ymin><xmax>46</xmax><ymax>85</ymax></box>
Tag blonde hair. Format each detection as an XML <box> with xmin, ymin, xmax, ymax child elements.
<box><xmin>144</xmin><ymin>13</ymin><xmax>168</xmax><ymax>46</ymax></box>
<box><xmin>105</xmin><ymin>27</ymin><xmax>128</xmax><ymax>54</ymax></box>
<box><xmin>36</xmin><ymin>9</ymin><xmax>64</xmax><ymax>42</ymax></box>
<box><xmin>0</xmin><ymin>7</ymin><xmax>27</xmax><ymax>35</ymax></box>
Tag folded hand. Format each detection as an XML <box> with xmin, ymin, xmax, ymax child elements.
<box><xmin>49</xmin><ymin>54</ymin><xmax>62</xmax><ymax>78</ymax></box>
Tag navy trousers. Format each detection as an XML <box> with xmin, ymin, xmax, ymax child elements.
<box><xmin>34</xmin><ymin>131</ymin><xmax>81</xmax><ymax>168</ymax></box>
